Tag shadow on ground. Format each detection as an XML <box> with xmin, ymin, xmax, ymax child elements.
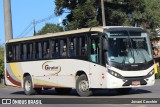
<box><xmin>10</xmin><ymin>88</ymin><xmax>151</xmax><ymax>97</ymax></box>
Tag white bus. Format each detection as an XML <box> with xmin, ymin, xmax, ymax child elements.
<box><xmin>5</xmin><ymin>26</ymin><xmax>155</xmax><ymax>96</ymax></box>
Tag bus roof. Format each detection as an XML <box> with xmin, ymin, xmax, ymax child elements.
<box><xmin>6</xmin><ymin>26</ymin><xmax>144</xmax><ymax>43</ymax></box>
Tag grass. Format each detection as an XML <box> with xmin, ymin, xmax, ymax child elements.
<box><xmin>0</xmin><ymin>84</ymin><xmax>5</xmax><ymax>88</ymax></box>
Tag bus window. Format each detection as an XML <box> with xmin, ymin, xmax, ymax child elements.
<box><xmin>78</xmin><ymin>36</ymin><xmax>88</xmax><ymax>56</ymax></box>
<box><xmin>27</xmin><ymin>43</ymin><xmax>33</xmax><ymax>60</ymax></box>
<box><xmin>51</xmin><ymin>40</ymin><xmax>60</xmax><ymax>58</ymax></box>
<box><xmin>35</xmin><ymin>42</ymin><xmax>42</xmax><ymax>59</ymax></box>
<box><xmin>60</xmin><ymin>39</ymin><xmax>67</xmax><ymax>57</ymax></box>
<box><xmin>15</xmin><ymin>45</ymin><xmax>20</xmax><ymax>61</ymax></box>
<box><xmin>21</xmin><ymin>44</ymin><xmax>27</xmax><ymax>60</ymax></box>
<box><xmin>11</xmin><ymin>44</ymin><xmax>20</xmax><ymax>61</ymax></box>
<box><xmin>90</xmin><ymin>35</ymin><xmax>100</xmax><ymax>63</ymax></box>
<box><xmin>69</xmin><ymin>37</ymin><xmax>76</xmax><ymax>57</ymax></box>
<box><xmin>7</xmin><ymin>45</ymin><xmax>13</xmax><ymax>61</ymax></box>
<box><xmin>20</xmin><ymin>44</ymin><xmax>23</xmax><ymax>60</ymax></box>
<box><xmin>43</xmin><ymin>41</ymin><xmax>50</xmax><ymax>59</ymax></box>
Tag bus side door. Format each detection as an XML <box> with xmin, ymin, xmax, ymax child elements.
<box><xmin>89</xmin><ymin>33</ymin><xmax>106</xmax><ymax>88</ymax></box>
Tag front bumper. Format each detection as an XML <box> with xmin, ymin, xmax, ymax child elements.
<box><xmin>106</xmin><ymin>73</ymin><xmax>155</xmax><ymax>89</ymax></box>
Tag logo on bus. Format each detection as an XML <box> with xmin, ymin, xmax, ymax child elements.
<box><xmin>42</xmin><ymin>61</ymin><xmax>61</xmax><ymax>75</ymax></box>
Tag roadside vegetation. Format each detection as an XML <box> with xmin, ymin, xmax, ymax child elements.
<box><xmin>54</xmin><ymin>0</ymin><xmax>160</xmax><ymax>37</ymax></box>
<box><xmin>156</xmin><ymin>67</ymin><xmax>160</xmax><ymax>79</ymax></box>
<box><xmin>0</xmin><ymin>44</ymin><xmax>4</xmax><ymax>83</ymax></box>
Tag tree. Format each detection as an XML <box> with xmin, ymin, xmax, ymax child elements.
<box><xmin>36</xmin><ymin>23</ymin><xmax>63</xmax><ymax>35</ymax></box>
<box><xmin>54</xmin><ymin>0</ymin><xmax>146</xmax><ymax>27</ymax></box>
<box><xmin>0</xmin><ymin>58</ymin><xmax>4</xmax><ymax>79</ymax></box>
<box><xmin>55</xmin><ymin>0</ymin><xmax>100</xmax><ymax>30</ymax></box>
<box><xmin>105</xmin><ymin>0</ymin><xmax>146</xmax><ymax>26</ymax></box>
<box><xmin>142</xmin><ymin>0</ymin><xmax>160</xmax><ymax>35</ymax></box>
<box><xmin>54</xmin><ymin>0</ymin><xmax>160</xmax><ymax>35</ymax></box>
<box><xmin>0</xmin><ymin>44</ymin><xmax>4</xmax><ymax>80</ymax></box>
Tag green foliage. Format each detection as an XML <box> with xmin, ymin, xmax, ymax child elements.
<box><xmin>0</xmin><ymin>58</ymin><xmax>4</xmax><ymax>78</ymax></box>
<box><xmin>0</xmin><ymin>46</ymin><xmax>4</xmax><ymax>79</ymax></box>
<box><xmin>156</xmin><ymin>67</ymin><xmax>160</xmax><ymax>79</ymax></box>
<box><xmin>86</xmin><ymin>19</ymin><xmax>99</xmax><ymax>27</ymax></box>
<box><xmin>105</xmin><ymin>0</ymin><xmax>146</xmax><ymax>26</ymax></box>
<box><xmin>143</xmin><ymin>0</ymin><xmax>160</xmax><ymax>29</ymax></box>
<box><xmin>36</xmin><ymin>23</ymin><xmax>63</xmax><ymax>35</ymax></box>
<box><xmin>55</xmin><ymin>0</ymin><xmax>100</xmax><ymax>30</ymax></box>
<box><xmin>64</xmin><ymin>21</ymin><xmax>79</xmax><ymax>31</ymax></box>
<box><xmin>54</xmin><ymin>0</ymin><xmax>160</xmax><ymax>35</ymax></box>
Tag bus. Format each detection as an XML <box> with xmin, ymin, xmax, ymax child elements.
<box><xmin>5</xmin><ymin>26</ymin><xmax>155</xmax><ymax>96</ymax></box>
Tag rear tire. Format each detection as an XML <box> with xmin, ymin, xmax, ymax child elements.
<box><xmin>23</xmin><ymin>75</ymin><xmax>35</xmax><ymax>95</ymax></box>
<box><xmin>76</xmin><ymin>74</ymin><xmax>93</xmax><ymax>97</ymax></box>
<box><xmin>55</xmin><ymin>88</ymin><xmax>72</xmax><ymax>94</ymax></box>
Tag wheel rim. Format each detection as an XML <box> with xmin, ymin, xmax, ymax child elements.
<box><xmin>25</xmin><ymin>80</ymin><xmax>31</xmax><ymax>91</ymax></box>
<box><xmin>79</xmin><ymin>80</ymin><xmax>89</xmax><ymax>92</ymax></box>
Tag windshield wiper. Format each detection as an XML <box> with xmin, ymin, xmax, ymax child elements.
<box><xmin>121</xmin><ymin>31</ymin><xmax>135</xmax><ymax>65</ymax></box>
<box><xmin>126</xmin><ymin>31</ymin><xmax>135</xmax><ymax>63</ymax></box>
<box><xmin>135</xmin><ymin>49</ymin><xmax>147</xmax><ymax>63</ymax></box>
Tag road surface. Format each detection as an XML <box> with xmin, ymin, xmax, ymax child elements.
<box><xmin>0</xmin><ymin>80</ymin><xmax>160</xmax><ymax>107</ymax></box>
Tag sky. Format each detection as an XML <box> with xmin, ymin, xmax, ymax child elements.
<box><xmin>0</xmin><ymin>0</ymin><xmax>68</xmax><ymax>44</ymax></box>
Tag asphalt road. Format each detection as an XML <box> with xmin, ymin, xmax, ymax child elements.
<box><xmin>0</xmin><ymin>80</ymin><xmax>160</xmax><ymax>107</ymax></box>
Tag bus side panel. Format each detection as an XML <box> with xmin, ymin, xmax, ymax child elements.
<box><xmin>5</xmin><ymin>63</ymin><xmax>22</xmax><ymax>87</ymax></box>
<box><xmin>5</xmin><ymin>59</ymin><xmax>108</xmax><ymax>89</ymax></box>
<box><xmin>57</xmin><ymin>59</ymin><xmax>90</xmax><ymax>88</ymax></box>
<box><xmin>20</xmin><ymin>61</ymin><xmax>58</xmax><ymax>88</ymax></box>
<box><xmin>89</xmin><ymin>63</ymin><xmax>107</xmax><ymax>88</ymax></box>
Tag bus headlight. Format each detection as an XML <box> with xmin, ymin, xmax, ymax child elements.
<box><xmin>146</xmin><ymin>70</ymin><xmax>154</xmax><ymax>78</ymax></box>
<box><xmin>108</xmin><ymin>70</ymin><xmax>123</xmax><ymax>79</ymax></box>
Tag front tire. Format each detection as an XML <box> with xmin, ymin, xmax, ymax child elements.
<box><xmin>76</xmin><ymin>74</ymin><xmax>93</xmax><ymax>97</ymax></box>
<box><xmin>23</xmin><ymin>75</ymin><xmax>35</xmax><ymax>95</ymax></box>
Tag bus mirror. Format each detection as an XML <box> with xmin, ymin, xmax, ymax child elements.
<box><xmin>103</xmin><ymin>37</ymin><xmax>108</xmax><ymax>51</ymax></box>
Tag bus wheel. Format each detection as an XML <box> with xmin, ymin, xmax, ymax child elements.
<box><xmin>23</xmin><ymin>75</ymin><xmax>35</xmax><ymax>95</ymax></box>
<box><xmin>115</xmin><ymin>88</ymin><xmax>131</xmax><ymax>94</ymax></box>
<box><xmin>55</xmin><ymin>88</ymin><xmax>72</xmax><ymax>94</ymax></box>
<box><xmin>76</xmin><ymin>74</ymin><xmax>93</xmax><ymax>97</ymax></box>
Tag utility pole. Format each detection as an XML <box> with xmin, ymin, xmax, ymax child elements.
<box><xmin>101</xmin><ymin>0</ymin><xmax>106</xmax><ymax>26</ymax></box>
<box><xmin>4</xmin><ymin>0</ymin><xmax>13</xmax><ymax>41</ymax></box>
<box><xmin>33</xmin><ymin>19</ymin><xmax>36</xmax><ymax>36</ymax></box>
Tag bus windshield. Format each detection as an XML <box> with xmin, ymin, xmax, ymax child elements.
<box><xmin>106</xmin><ymin>31</ymin><xmax>153</xmax><ymax>64</ymax></box>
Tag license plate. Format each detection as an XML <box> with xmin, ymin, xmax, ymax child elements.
<box><xmin>132</xmin><ymin>81</ymin><xmax>140</xmax><ymax>85</ymax></box>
